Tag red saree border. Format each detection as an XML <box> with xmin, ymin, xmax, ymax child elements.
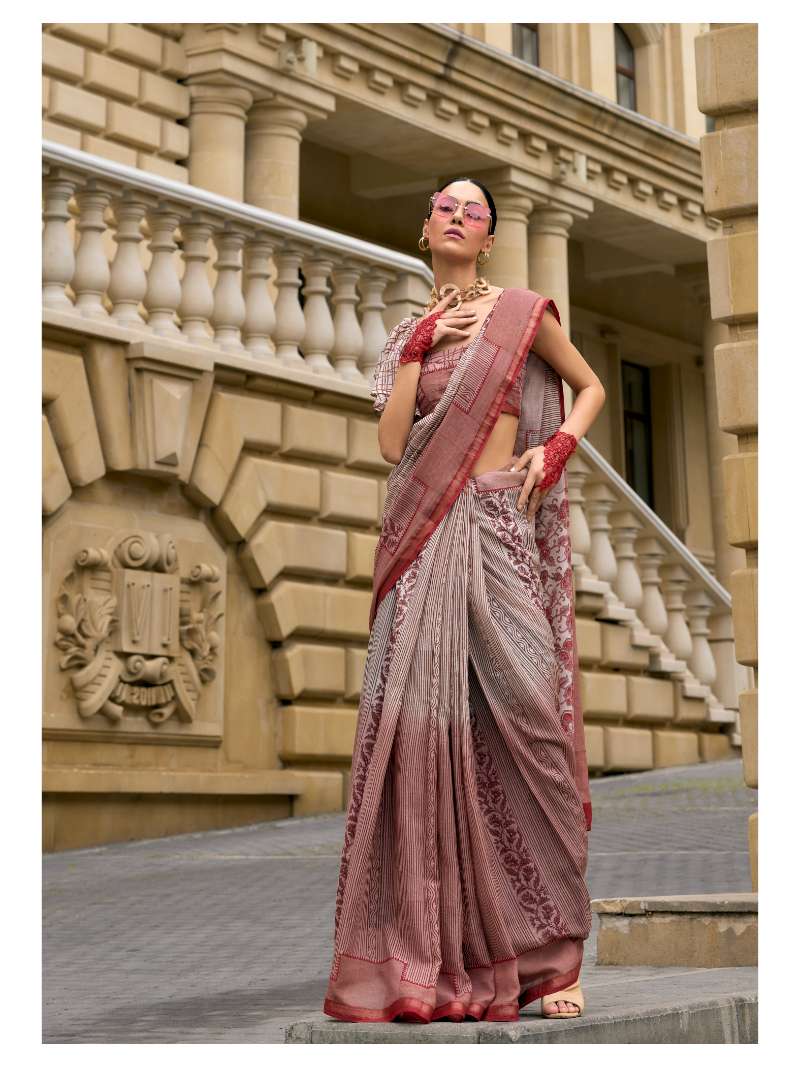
<box><xmin>323</xmin><ymin>946</ymin><xmax>583</xmax><ymax>1023</ymax></box>
<box><xmin>369</xmin><ymin>288</ymin><xmax>552</xmax><ymax>628</ymax></box>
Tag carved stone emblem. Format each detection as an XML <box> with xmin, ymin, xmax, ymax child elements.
<box><xmin>54</xmin><ymin>531</ymin><xmax>223</xmax><ymax>726</ymax></box>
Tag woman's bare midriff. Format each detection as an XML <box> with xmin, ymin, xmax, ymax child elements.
<box><xmin>469</xmin><ymin>412</ymin><xmax>519</xmax><ymax>477</ymax></box>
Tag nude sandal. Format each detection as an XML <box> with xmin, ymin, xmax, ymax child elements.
<box><xmin>541</xmin><ymin>980</ymin><xmax>584</xmax><ymax>1018</ymax></box>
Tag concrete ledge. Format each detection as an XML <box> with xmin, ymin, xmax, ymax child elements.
<box><xmin>43</xmin><ymin>767</ymin><xmax>307</xmax><ymax>795</ymax></box>
<box><xmin>593</xmin><ymin>894</ymin><xmax>757</xmax><ymax>967</ymax></box>
<box><xmin>286</xmin><ymin>994</ymin><xmax>757</xmax><ymax>1044</ymax></box>
<box><xmin>592</xmin><ymin>893</ymin><xmax>757</xmax><ymax>915</ymax></box>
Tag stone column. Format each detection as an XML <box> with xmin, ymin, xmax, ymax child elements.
<box><xmin>695</xmin><ymin>22</ymin><xmax>758</xmax><ymax>891</ymax></box>
<box><xmin>484</xmin><ymin>188</ymin><xmax>533</xmax><ymax>291</ymax></box>
<box><xmin>527</xmin><ymin>206</ymin><xmax>573</xmax><ymax>338</ymax></box>
<box><xmin>699</xmin><ymin>284</ymin><xmax>747</xmax><ymax>590</ymax></box>
<box><xmin>187</xmin><ymin>84</ymin><xmax>254</xmax><ymax>201</ymax></box>
<box><xmin>528</xmin><ymin>206</ymin><xmax>574</xmax><ymax>411</ymax></box>
<box><xmin>245</xmin><ymin>101</ymin><xmax>310</xmax><ymax>218</ymax></box>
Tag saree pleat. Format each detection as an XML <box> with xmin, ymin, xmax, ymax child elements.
<box><xmin>324</xmin><ymin>469</ymin><xmax>591</xmax><ymax>1024</ymax></box>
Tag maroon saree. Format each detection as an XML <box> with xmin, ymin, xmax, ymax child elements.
<box><xmin>323</xmin><ymin>287</ymin><xmax>592</xmax><ymax>1024</ymax></box>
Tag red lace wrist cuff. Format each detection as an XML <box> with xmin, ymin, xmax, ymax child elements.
<box><xmin>539</xmin><ymin>430</ymin><xmax>577</xmax><ymax>491</ymax></box>
<box><xmin>398</xmin><ymin>311</ymin><xmax>442</xmax><ymax>365</ymax></box>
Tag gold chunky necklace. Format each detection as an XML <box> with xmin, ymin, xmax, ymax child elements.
<box><xmin>424</xmin><ymin>276</ymin><xmax>491</xmax><ymax>313</ymax></box>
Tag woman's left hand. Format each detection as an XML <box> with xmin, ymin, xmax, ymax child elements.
<box><xmin>507</xmin><ymin>447</ymin><xmax>548</xmax><ymax>519</ymax></box>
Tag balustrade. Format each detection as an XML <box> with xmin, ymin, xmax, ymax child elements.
<box><xmin>42</xmin><ymin>140</ymin><xmax>432</xmax><ymax>377</ymax></box>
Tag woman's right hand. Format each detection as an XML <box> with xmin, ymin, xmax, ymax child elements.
<box><xmin>427</xmin><ymin>291</ymin><xmax>479</xmax><ymax>349</ymax></box>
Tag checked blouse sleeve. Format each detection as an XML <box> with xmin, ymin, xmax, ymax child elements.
<box><xmin>370</xmin><ymin>315</ymin><xmax>421</xmax><ymax>416</ymax></box>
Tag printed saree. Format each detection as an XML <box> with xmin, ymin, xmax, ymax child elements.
<box><xmin>323</xmin><ymin>287</ymin><xmax>592</xmax><ymax>1024</ymax></box>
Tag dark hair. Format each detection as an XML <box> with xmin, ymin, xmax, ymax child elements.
<box><xmin>428</xmin><ymin>176</ymin><xmax>498</xmax><ymax>235</ymax></box>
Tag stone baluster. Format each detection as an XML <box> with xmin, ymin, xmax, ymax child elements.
<box><xmin>358</xmin><ymin>269</ymin><xmax>393</xmax><ymax>382</ymax></box>
<box><xmin>609</xmin><ymin>508</ymin><xmax>644</xmax><ymax>610</ymax></box>
<box><xmin>42</xmin><ymin>167</ymin><xmax>82</xmax><ymax>309</ymax></box>
<box><xmin>584</xmin><ymin>481</ymin><xmax>618</xmax><ymax>585</ymax></box>
<box><xmin>108</xmin><ymin>190</ymin><xmax>151</xmax><ymax>329</ymax></box>
<box><xmin>178</xmin><ymin>210</ymin><xmax>216</xmax><ymax>346</ymax></box>
<box><xmin>566</xmin><ymin>454</ymin><xmax>609</xmax><ymax>614</ymax></box>
<box><xmin>330</xmin><ymin>260</ymin><xmax>365</xmax><ymax>382</ymax></box>
<box><xmin>143</xmin><ymin>203</ymin><xmax>182</xmax><ymax>336</ymax></box>
<box><xmin>72</xmin><ymin>180</ymin><xmax>115</xmax><ymax>318</ymax></box>
<box><xmin>567</xmin><ymin>454</ymin><xmax>592</xmax><ymax>574</ymax></box>
<box><xmin>637</xmin><ymin>536</ymin><xmax>685</xmax><ymax>673</ymax></box>
<box><xmin>661</xmin><ymin>562</ymin><xmax>694</xmax><ymax>664</ymax></box>
<box><xmin>210</xmin><ymin>222</ymin><xmax>249</xmax><ymax>352</ymax></box>
<box><xmin>271</xmin><ymin>243</ymin><xmax>306</xmax><ymax>366</ymax></box>
<box><xmin>300</xmin><ymin>252</ymin><xmax>336</xmax><ymax>373</ymax></box>
<box><xmin>583</xmin><ymin>479</ymin><xmax>636</xmax><ymax>623</ymax></box>
<box><xmin>637</xmin><ymin>537</ymin><xmax>669</xmax><ymax>638</ymax></box>
<box><xmin>685</xmin><ymin>586</ymin><xmax>718</xmax><ymax>688</ymax></box>
<box><xmin>708</xmin><ymin>612</ymin><xmax>749</xmax><ymax>712</ymax></box>
<box><xmin>242</xmin><ymin>235</ymin><xmax>277</xmax><ymax>360</ymax></box>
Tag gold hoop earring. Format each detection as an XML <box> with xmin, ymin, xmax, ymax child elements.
<box><xmin>418</xmin><ymin>235</ymin><xmax>430</xmax><ymax>252</ymax></box>
<box><xmin>477</xmin><ymin>249</ymin><xmax>490</xmax><ymax>264</ymax></box>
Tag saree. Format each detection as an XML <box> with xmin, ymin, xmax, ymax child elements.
<box><xmin>323</xmin><ymin>287</ymin><xmax>592</xmax><ymax>1024</ymax></box>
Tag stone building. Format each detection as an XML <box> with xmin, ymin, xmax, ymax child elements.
<box><xmin>42</xmin><ymin>22</ymin><xmax>754</xmax><ymax>851</ymax></box>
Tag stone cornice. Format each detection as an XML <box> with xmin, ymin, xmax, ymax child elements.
<box><xmin>275</xmin><ymin>22</ymin><xmax>716</xmax><ymax>239</ymax></box>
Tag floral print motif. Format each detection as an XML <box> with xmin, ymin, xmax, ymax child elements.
<box><xmin>479</xmin><ymin>490</ymin><xmax>546</xmax><ymax>616</ymax></box>
<box><xmin>535</xmin><ymin>492</ymin><xmax>577</xmax><ymax>739</ymax></box>
<box><xmin>470</xmin><ymin>703</ymin><xmax>570</xmax><ymax>942</ymax></box>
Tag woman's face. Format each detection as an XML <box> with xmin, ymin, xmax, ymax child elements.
<box><xmin>424</xmin><ymin>180</ymin><xmax>494</xmax><ymax>262</ymax></box>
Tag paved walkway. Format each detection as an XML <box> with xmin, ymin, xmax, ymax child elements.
<box><xmin>43</xmin><ymin>757</ymin><xmax>756</xmax><ymax>1043</ymax></box>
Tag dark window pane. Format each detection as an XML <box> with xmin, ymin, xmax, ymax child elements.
<box><xmin>622</xmin><ymin>361</ymin><xmax>654</xmax><ymax>506</ymax></box>
<box><xmin>626</xmin><ymin>419</ymin><xmax>652</xmax><ymax>501</ymax></box>
<box><xmin>615</xmin><ymin>24</ymin><xmax>634</xmax><ymax>68</ymax></box>
<box><xmin>622</xmin><ymin>363</ymin><xmax>646</xmax><ymax>413</ymax></box>
<box><xmin>617</xmin><ymin>73</ymin><xmax>636</xmax><ymax>109</ymax></box>
<box><xmin>512</xmin><ymin>24</ymin><xmax>538</xmax><ymax>67</ymax></box>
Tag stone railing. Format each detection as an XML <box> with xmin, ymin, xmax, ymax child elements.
<box><xmin>42</xmin><ymin>139</ymin><xmax>433</xmax><ymax>381</ymax></box>
<box><xmin>568</xmin><ymin>439</ymin><xmax>745</xmax><ymax>743</ymax></box>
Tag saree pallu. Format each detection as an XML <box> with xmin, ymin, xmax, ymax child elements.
<box><xmin>323</xmin><ymin>288</ymin><xmax>591</xmax><ymax>1024</ymax></box>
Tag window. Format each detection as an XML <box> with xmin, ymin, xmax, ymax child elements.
<box><xmin>614</xmin><ymin>25</ymin><xmax>636</xmax><ymax>111</ymax></box>
<box><xmin>621</xmin><ymin>361</ymin><xmax>654</xmax><ymax>506</ymax></box>
<box><xmin>512</xmin><ymin>24</ymin><xmax>539</xmax><ymax>67</ymax></box>
<box><xmin>705</xmin><ymin>113</ymin><xmax>715</xmax><ymax>133</ymax></box>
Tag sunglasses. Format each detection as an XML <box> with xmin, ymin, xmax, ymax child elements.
<box><xmin>429</xmin><ymin>192</ymin><xmax>492</xmax><ymax>227</ymax></box>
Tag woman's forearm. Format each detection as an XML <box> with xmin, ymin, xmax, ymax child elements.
<box><xmin>378</xmin><ymin>362</ymin><xmax>422</xmax><ymax>464</ymax></box>
<box><xmin>556</xmin><ymin>381</ymin><xmax>606</xmax><ymax>444</ymax></box>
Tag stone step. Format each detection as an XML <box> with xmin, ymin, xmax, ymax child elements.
<box><xmin>593</xmin><ymin>892</ymin><xmax>757</xmax><ymax>967</ymax></box>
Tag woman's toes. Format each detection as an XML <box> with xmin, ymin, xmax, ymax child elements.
<box><xmin>545</xmin><ymin>999</ymin><xmax>578</xmax><ymax>1013</ymax></box>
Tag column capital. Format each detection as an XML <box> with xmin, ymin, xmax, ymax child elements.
<box><xmin>528</xmin><ymin>206</ymin><xmax>575</xmax><ymax>237</ymax></box>
<box><xmin>187</xmin><ymin>82</ymin><xmax>254</xmax><ymax>119</ymax></box>
<box><xmin>488</xmin><ymin>187</ymin><xmax>535</xmax><ymax>224</ymax></box>
<box><xmin>247</xmin><ymin>100</ymin><xmax>313</xmax><ymax>138</ymax></box>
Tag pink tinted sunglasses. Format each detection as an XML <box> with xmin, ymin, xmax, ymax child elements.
<box><xmin>429</xmin><ymin>192</ymin><xmax>491</xmax><ymax>227</ymax></box>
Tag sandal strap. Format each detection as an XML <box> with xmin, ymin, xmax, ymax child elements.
<box><xmin>541</xmin><ymin>981</ymin><xmax>584</xmax><ymax>1010</ymax></box>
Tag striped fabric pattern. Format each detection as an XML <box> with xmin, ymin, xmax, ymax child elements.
<box><xmin>325</xmin><ymin>289</ymin><xmax>591</xmax><ymax>1025</ymax></box>
<box><xmin>324</xmin><ymin>470</ymin><xmax>591</xmax><ymax>1024</ymax></box>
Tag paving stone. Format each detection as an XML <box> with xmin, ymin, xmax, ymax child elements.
<box><xmin>43</xmin><ymin>758</ymin><xmax>757</xmax><ymax>1043</ymax></box>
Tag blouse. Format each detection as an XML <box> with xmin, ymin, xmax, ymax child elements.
<box><xmin>416</xmin><ymin>342</ymin><xmax>524</xmax><ymax>418</ymax></box>
<box><xmin>370</xmin><ymin>316</ymin><xmax>524</xmax><ymax>419</ymax></box>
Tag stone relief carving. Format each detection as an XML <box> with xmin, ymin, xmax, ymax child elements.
<box><xmin>54</xmin><ymin>531</ymin><xmax>223</xmax><ymax>726</ymax></box>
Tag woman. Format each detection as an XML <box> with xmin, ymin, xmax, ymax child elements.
<box><xmin>323</xmin><ymin>177</ymin><xmax>606</xmax><ymax>1025</ymax></box>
